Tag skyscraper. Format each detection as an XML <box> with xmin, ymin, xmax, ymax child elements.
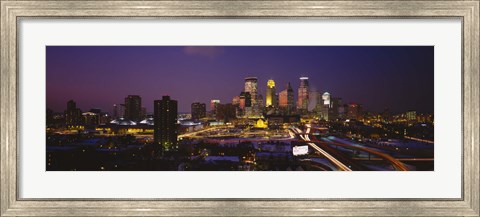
<box><xmin>112</xmin><ymin>104</ymin><xmax>118</xmax><ymax>118</ymax></box>
<box><xmin>308</xmin><ymin>91</ymin><xmax>321</xmax><ymax>112</ymax></box>
<box><xmin>113</xmin><ymin>103</ymin><xmax>126</xmax><ymax>119</ymax></box>
<box><xmin>265</xmin><ymin>79</ymin><xmax>277</xmax><ymax>107</ymax></box>
<box><xmin>320</xmin><ymin>93</ymin><xmax>340</xmax><ymax>121</ymax></box>
<box><xmin>239</xmin><ymin>92</ymin><xmax>251</xmax><ymax>109</ymax></box>
<box><xmin>329</xmin><ymin>97</ymin><xmax>342</xmax><ymax>121</ymax></box>
<box><xmin>64</xmin><ymin>100</ymin><xmax>82</xmax><ymax>128</ymax></box>
<box><xmin>124</xmin><ymin>95</ymin><xmax>141</xmax><ymax>121</ymax></box>
<box><xmin>244</xmin><ymin>77</ymin><xmax>258</xmax><ymax>107</ymax></box>
<box><xmin>191</xmin><ymin>102</ymin><xmax>206</xmax><ymax>120</ymax></box>
<box><xmin>154</xmin><ymin>96</ymin><xmax>178</xmax><ymax>151</ymax></box>
<box><xmin>279</xmin><ymin>82</ymin><xmax>295</xmax><ymax>113</ymax></box>
<box><xmin>322</xmin><ymin>92</ymin><xmax>331</xmax><ymax>106</ymax></box>
<box><xmin>320</xmin><ymin>92</ymin><xmax>331</xmax><ymax>120</ymax></box>
<box><xmin>210</xmin><ymin>99</ymin><xmax>220</xmax><ymax>111</ymax></box>
<box><xmin>297</xmin><ymin>77</ymin><xmax>310</xmax><ymax>111</ymax></box>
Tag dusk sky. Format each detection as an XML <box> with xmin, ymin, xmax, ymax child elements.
<box><xmin>46</xmin><ymin>46</ymin><xmax>434</xmax><ymax>114</ymax></box>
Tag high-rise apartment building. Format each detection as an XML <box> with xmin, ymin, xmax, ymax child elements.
<box><xmin>154</xmin><ymin>96</ymin><xmax>178</xmax><ymax>151</ymax></box>
<box><xmin>64</xmin><ymin>100</ymin><xmax>82</xmax><ymax>128</ymax></box>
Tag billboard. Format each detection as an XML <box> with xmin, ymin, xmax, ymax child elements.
<box><xmin>292</xmin><ymin>145</ymin><xmax>309</xmax><ymax>156</ymax></box>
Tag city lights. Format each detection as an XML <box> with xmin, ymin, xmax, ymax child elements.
<box><xmin>46</xmin><ymin>46</ymin><xmax>433</xmax><ymax>171</ymax></box>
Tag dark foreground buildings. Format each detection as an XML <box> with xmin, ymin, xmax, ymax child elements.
<box><xmin>124</xmin><ymin>95</ymin><xmax>142</xmax><ymax>122</ymax></box>
<box><xmin>191</xmin><ymin>102</ymin><xmax>206</xmax><ymax>120</ymax></box>
<box><xmin>154</xmin><ymin>96</ymin><xmax>178</xmax><ymax>151</ymax></box>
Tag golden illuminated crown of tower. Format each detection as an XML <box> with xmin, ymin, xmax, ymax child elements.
<box><xmin>267</xmin><ymin>79</ymin><xmax>275</xmax><ymax>88</ymax></box>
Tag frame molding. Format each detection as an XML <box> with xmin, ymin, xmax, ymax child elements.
<box><xmin>1</xmin><ymin>1</ymin><xmax>478</xmax><ymax>216</ymax></box>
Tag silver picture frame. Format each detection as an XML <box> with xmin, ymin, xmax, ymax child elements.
<box><xmin>1</xmin><ymin>1</ymin><xmax>478</xmax><ymax>216</ymax></box>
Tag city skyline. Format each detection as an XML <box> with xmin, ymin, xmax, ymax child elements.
<box><xmin>47</xmin><ymin>46</ymin><xmax>434</xmax><ymax>114</ymax></box>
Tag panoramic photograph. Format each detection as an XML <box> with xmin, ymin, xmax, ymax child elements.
<box><xmin>46</xmin><ymin>46</ymin><xmax>434</xmax><ymax>171</ymax></box>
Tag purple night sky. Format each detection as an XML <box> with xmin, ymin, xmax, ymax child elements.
<box><xmin>46</xmin><ymin>46</ymin><xmax>434</xmax><ymax>114</ymax></box>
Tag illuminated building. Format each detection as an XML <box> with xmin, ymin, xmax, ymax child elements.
<box><xmin>64</xmin><ymin>100</ymin><xmax>82</xmax><ymax>128</ymax></box>
<box><xmin>244</xmin><ymin>77</ymin><xmax>258</xmax><ymax>106</ymax></box>
<box><xmin>232</xmin><ymin>96</ymin><xmax>240</xmax><ymax>107</ymax></box>
<box><xmin>82</xmin><ymin>111</ymin><xmax>99</xmax><ymax>128</ymax></box>
<box><xmin>406</xmin><ymin>110</ymin><xmax>417</xmax><ymax>122</ymax></box>
<box><xmin>244</xmin><ymin>77</ymin><xmax>262</xmax><ymax>117</ymax></box>
<box><xmin>154</xmin><ymin>96</ymin><xmax>178</xmax><ymax>151</ymax></box>
<box><xmin>124</xmin><ymin>95</ymin><xmax>142</xmax><ymax>122</ymax></box>
<box><xmin>279</xmin><ymin>82</ymin><xmax>295</xmax><ymax>113</ymax></box>
<box><xmin>254</xmin><ymin>118</ymin><xmax>268</xmax><ymax>129</ymax></box>
<box><xmin>191</xmin><ymin>102</ymin><xmax>206</xmax><ymax>120</ymax></box>
<box><xmin>210</xmin><ymin>99</ymin><xmax>220</xmax><ymax>111</ymax></box>
<box><xmin>297</xmin><ymin>77</ymin><xmax>309</xmax><ymax>111</ymax></box>
<box><xmin>322</xmin><ymin>92</ymin><xmax>331</xmax><ymax>105</ymax></box>
<box><xmin>239</xmin><ymin>92</ymin><xmax>251</xmax><ymax>109</ymax></box>
<box><xmin>320</xmin><ymin>92</ymin><xmax>331</xmax><ymax>120</ymax></box>
<box><xmin>265</xmin><ymin>79</ymin><xmax>277</xmax><ymax>107</ymax></box>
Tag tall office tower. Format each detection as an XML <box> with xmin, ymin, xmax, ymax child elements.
<box><xmin>124</xmin><ymin>95</ymin><xmax>142</xmax><ymax>121</ymax></box>
<box><xmin>322</xmin><ymin>92</ymin><xmax>331</xmax><ymax>106</ymax></box>
<box><xmin>239</xmin><ymin>92</ymin><xmax>251</xmax><ymax>109</ymax></box>
<box><xmin>279</xmin><ymin>82</ymin><xmax>295</xmax><ymax>113</ymax></box>
<box><xmin>116</xmin><ymin>104</ymin><xmax>126</xmax><ymax>118</ymax></box>
<box><xmin>112</xmin><ymin>104</ymin><xmax>118</xmax><ymax>118</ymax></box>
<box><xmin>210</xmin><ymin>99</ymin><xmax>220</xmax><ymax>111</ymax></box>
<box><xmin>320</xmin><ymin>92</ymin><xmax>332</xmax><ymax>120</ymax></box>
<box><xmin>64</xmin><ymin>100</ymin><xmax>82</xmax><ymax>128</ymax></box>
<box><xmin>191</xmin><ymin>102</ymin><xmax>206</xmax><ymax>120</ymax></box>
<box><xmin>297</xmin><ymin>77</ymin><xmax>310</xmax><ymax>111</ymax></box>
<box><xmin>265</xmin><ymin>79</ymin><xmax>277</xmax><ymax>107</ymax></box>
<box><xmin>329</xmin><ymin>97</ymin><xmax>342</xmax><ymax>121</ymax></box>
<box><xmin>274</xmin><ymin>93</ymin><xmax>279</xmax><ymax>108</ymax></box>
<box><xmin>244</xmin><ymin>77</ymin><xmax>258</xmax><ymax>106</ymax></box>
<box><xmin>257</xmin><ymin>94</ymin><xmax>264</xmax><ymax>108</ymax></box>
<box><xmin>287</xmin><ymin>82</ymin><xmax>295</xmax><ymax>111</ymax></box>
<box><xmin>308</xmin><ymin>91</ymin><xmax>321</xmax><ymax>112</ymax></box>
<box><xmin>154</xmin><ymin>96</ymin><xmax>178</xmax><ymax>151</ymax></box>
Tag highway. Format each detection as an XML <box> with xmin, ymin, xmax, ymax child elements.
<box><xmin>291</xmin><ymin>127</ymin><xmax>352</xmax><ymax>171</ymax></box>
<box><xmin>292</xmin><ymin>124</ymin><xmax>409</xmax><ymax>171</ymax></box>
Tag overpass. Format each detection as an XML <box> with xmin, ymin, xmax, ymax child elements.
<box><xmin>290</xmin><ymin>124</ymin><xmax>409</xmax><ymax>171</ymax></box>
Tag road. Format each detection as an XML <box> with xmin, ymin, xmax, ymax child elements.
<box><xmin>292</xmin><ymin>124</ymin><xmax>409</xmax><ymax>171</ymax></box>
<box><xmin>291</xmin><ymin>126</ymin><xmax>352</xmax><ymax>171</ymax></box>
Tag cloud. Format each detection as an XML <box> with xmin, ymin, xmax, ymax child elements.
<box><xmin>183</xmin><ymin>46</ymin><xmax>224</xmax><ymax>58</ymax></box>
